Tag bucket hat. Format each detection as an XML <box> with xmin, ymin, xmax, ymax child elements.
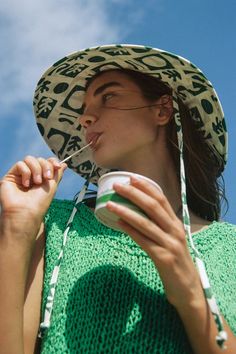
<box><xmin>33</xmin><ymin>44</ymin><xmax>227</xmax><ymax>184</ymax></box>
<box><xmin>34</xmin><ymin>44</ymin><xmax>228</xmax><ymax>348</ymax></box>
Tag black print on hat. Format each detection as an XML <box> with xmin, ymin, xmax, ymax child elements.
<box><xmin>212</xmin><ymin>118</ymin><xmax>226</xmax><ymax>147</ymax></box>
<box><xmin>58</xmin><ymin>63</ymin><xmax>89</xmax><ymax>78</ymax></box>
<box><xmin>91</xmin><ymin>61</ymin><xmax>128</xmax><ymax>75</ymax></box>
<box><xmin>132</xmin><ymin>46</ymin><xmax>152</xmax><ymax>53</ymax></box>
<box><xmin>88</xmin><ymin>56</ymin><xmax>107</xmax><ymax>63</ymax></box>
<box><xmin>162</xmin><ymin>51</ymin><xmax>186</xmax><ymax>64</ymax></box>
<box><xmin>135</xmin><ymin>53</ymin><xmax>174</xmax><ymax>71</ymax></box>
<box><xmin>37</xmin><ymin>123</ymin><xmax>44</xmax><ymax>136</ymax></box>
<box><xmin>100</xmin><ymin>47</ymin><xmax>131</xmax><ymax>56</ymax></box>
<box><xmin>36</xmin><ymin>79</ymin><xmax>51</xmax><ymax>94</ymax></box>
<box><xmin>67</xmin><ymin>136</ymin><xmax>82</xmax><ymax>152</ymax></box>
<box><xmin>58</xmin><ymin>112</ymin><xmax>78</xmax><ymax>126</ymax></box>
<box><xmin>162</xmin><ymin>69</ymin><xmax>181</xmax><ymax>82</ymax></box>
<box><xmin>54</xmin><ymin>82</ymin><xmax>70</xmax><ymax>94</ymax></box>
<box><xmin>36</xmin><ymin>96</ymin><xmax>57</xmax><ymax>119</ymax></box>
<box><xmin>48</xmin><ymin>60</ymin><xmax>89</xmax><ymax>79</ymax></box>
<box><xmin>47</xmin><ymin>127</ymin><xmax>71</xmax><ymax>156</ymax></box>
<box><xmin>76</xmin><ymin>160</ymin><xmax>96</xmax><ymax>179</ymax></box>
<box><xmin>61</xmin><ymin>85</ymin><xmax>85</xmax><ymax>114</ymax></box>
<box><xmin>201</xmin><ymin>99</ymin><xmax>213</xmax><ymax>114</ymax></box>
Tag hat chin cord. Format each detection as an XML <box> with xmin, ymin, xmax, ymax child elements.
<box><xmin>39</xmin><ymin>97</ymin><xmax>227</xmax><ymax>348</ymax></box>
<box><xmin>173</xmin><ymin>93</ymin><xmax>227</xmax><ymax>349</ymax></box>
<box><xmin>38</xmin><ymin>164</ymin><xmax>96</xmax><ymax>338</ymax></box>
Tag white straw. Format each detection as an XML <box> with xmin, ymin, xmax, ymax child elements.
<box><xmin>60</xmin><ymin>141</ymin><xmax>93</xmax><ymax>164</ymax></box>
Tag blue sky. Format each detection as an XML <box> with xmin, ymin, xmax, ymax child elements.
<box><xmin>0</xmin><ymin>0</ymin><xmax>235</xmax><ymax>222</ymax></box>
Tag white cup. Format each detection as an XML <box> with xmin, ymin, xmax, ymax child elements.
<box><xmin>95</xmin><ymin>171</ymin><xmax>162</xmax><ymax>231</ymax></box>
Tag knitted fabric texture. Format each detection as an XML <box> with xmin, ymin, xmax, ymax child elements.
<box><xmin>40</xmin><ymin>199</ymin><xmax>236</xmax><ymax>354</ymax></box>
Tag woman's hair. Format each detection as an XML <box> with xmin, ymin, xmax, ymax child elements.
<box><xmin>86</xmin><ymin>68</ymin><xmax>227</xmax><ymax>221</ymax></box>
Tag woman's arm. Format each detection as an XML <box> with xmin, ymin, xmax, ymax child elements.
<box><xmin>23</xmin><ymin>223</ymin><xmax>45</xmax><ymax>354</ymax></box>
<box><xmin>106</xmin><ymin>175</ymin><xmax>236</xmax><ymax>353</ymax></box>
<box><xmin>0</xmin><ymin>156</ymin><xmax>66</xmax><ymax>354</ymax></box>
<box><xmin>0</xmin><ymin>216</ymin><xmax>44</xmax><ymax>354</ymax></box>
<box><xmin>176</xmin><ymin>295</ymin><xmax>236</xmax><ymax>354</ymax></box>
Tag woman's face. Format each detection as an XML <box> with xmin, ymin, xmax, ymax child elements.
<box><xmin>80</xmin><ymin>70</ymin><xmax>162</xmax><ymax>170</ymax></box>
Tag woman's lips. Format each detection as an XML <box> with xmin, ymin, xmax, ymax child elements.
<box><xmin>86</xmin><ymin>133</ymin><xmax>102</xmax><ymax>148</ymax></box>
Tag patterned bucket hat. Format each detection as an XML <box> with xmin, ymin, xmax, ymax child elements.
<box><xmin>33</xmin><ymin>44</ymin><xmax>227</xmax><ymax>184</ymax></box>
<box><xmin>34</xmin><ymin>44</ymin><xmax>228</xmax><ymax>348</ymax></box>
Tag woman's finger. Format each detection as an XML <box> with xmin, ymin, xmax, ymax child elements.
<box><xmin>130</xmin><ymin>176</ymin><xmax>178</xmax><ymax>219</ymax></box>
<box><xmin>117</xmin><ymin>218</ymin><xmax>163</xmax><ymax>257</ymax></box>
<box><xmin>38</xmin><ymin>157</ymin><xmax>56</xmax><ymax>180</ymax></box>
<box><xmin>15</xmin><ymin>161</ymin><xmax>32</xmax><ymax>188</ymax></box>
<box><xmin>112</xmin><ymin>182</ymin><xmax>182</xmax><ymax>234</ymax></box>
<box><xmin>1</xmin><ymin>156</ymin><xmax>67</xmax><ymax>194</ymax></box>
<box><xmin>23</xmin><ymin>155</ymin><xmax>43</xmax><ymax>185</ymax></box>
<box><xmin>1</xmin><ymin>160</ymin><xmax>32</xmax><ymax>188</ymax></box>
<box><xmin>47</xmin><ymin>157</ymin><xmax>62</xmax><ymax>169</ymax></box>
<box><xmin>106</xmin><ymin>200</ymin><xmax>170</xmax><ymax>247</ymax></box>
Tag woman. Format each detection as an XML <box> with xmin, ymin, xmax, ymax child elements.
<box><xmin>0</xmin><ymin>45</ymin><xmax>235</xmax><ymax>353</ymax></box>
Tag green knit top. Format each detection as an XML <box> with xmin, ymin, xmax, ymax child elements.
<box><xmin>40</xmin><ymin>199</ymin><xmax>236</xmax><ymax>354</ymax></box>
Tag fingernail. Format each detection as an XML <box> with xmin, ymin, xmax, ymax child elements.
<box><xmin>106</xmin><ymin>201</ymin><xmax>116</xmax><ymax>210</ymax></box>
<box><xmin>113</xmin><ymin>182</ymin><xmax>120</xmax><ymax>187</ymax></box>
<box><xmin>54</xmin><ymin>161</ymin><xmax>61</xmax><ymax>168</ymax></box>
<box><xmin>35</xmin><ymin>174</ymin><xmax>42</xmax><ymax>183</ymax></box>
<box><xmin>130</xmin><ymin>175</ymin><xmax>139</xmax><ymax>183</ymax></box>
<box><xmin>45</xmin><ymin>170</ymin><xmax>51</xmax><ymax>178</ymax></box>
<box><xmin>24</xmin><ymin>179</ymin><xmax>30</xmax><ymax>187</ymax></box>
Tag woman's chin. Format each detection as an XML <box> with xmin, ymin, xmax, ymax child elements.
<box><xmin>92</xmin><ymin>147</ymin><xmax>127</xmax><ymax>170</ymax></box>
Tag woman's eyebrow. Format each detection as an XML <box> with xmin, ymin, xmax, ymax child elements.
<box><xmin>82</xmin><ymin>82</ymin><xmax>124</xmax><ymax>112</ymax></box>
<box><xmin>94</xmin><ymin>82</ymin><xmax>123</xmax><ymax>96</ymax></box>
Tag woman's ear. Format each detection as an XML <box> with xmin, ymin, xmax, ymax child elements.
<box><xmin>155</xmin><ymin>95</ymin><xmax>173</xmax><ymax>126</ymax></box>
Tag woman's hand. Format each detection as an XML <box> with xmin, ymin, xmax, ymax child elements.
<box><xmin>106</xmin><ymin>177</ymin><xmax>236</xmax><ymax>353</ymax></box>
<box><xmin>0</xmin><ymin>155</ymin><xmax>67</xmax><ymax>354</ymax></box>
<box><xmin>106</xmin><ymin>175</ymin><xmax>203</xmax><ymax>309</ymax></box>
<box><xmin>0</xmin><ymin>156</ymin><xmax>67</xmax><ymax>225</ymax></box>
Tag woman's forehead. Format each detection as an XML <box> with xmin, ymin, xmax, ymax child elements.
<box><xmin>85</xmin><ymin>70</ymin><xmax>140</xmax><ymax>95</ymax></box>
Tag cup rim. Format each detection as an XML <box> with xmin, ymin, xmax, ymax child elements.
<box><xmin>98</xmin><ymin>171</ymin><xmax>162</xmax><ymax>193</ymax></box>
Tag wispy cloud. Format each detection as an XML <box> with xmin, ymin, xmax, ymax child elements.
<box><xmin>0</xmin><ymin>0</ymin><xmax>131</xmax><ymax>166</ymax></box>
<box><xmin>0</xmin><ymin>0</ymin><xmax>125</xmax><ymax>113</ymax></box>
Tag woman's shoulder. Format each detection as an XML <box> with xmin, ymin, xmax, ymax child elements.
<box><xmin>192</xmin><ymin>219</ymin><xmax>236</xmax><ymax>260</ymax></box>
<box><xmin>194</xmin><ymin>219</ymin><xmax>236</xmax><ymax>238</ymax></box>
<box><xmin>188</xmin><ymin>210</ymin><xmax>236</xmax><ymax>260</ymax></box>
<box><xmin>190</xmin><ymin>210</ymin><xmax>236</xmax><ymax>237</ymax></box>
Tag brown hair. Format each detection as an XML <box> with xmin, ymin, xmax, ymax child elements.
<box><xmin>86</xmin><ymin>69</ymin><xmax>227</xmax><ymax>221</ymax></box>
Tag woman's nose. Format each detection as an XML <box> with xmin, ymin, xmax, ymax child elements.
<box><xmin>79</xmin><ymin>114</ymin><xmax>97</xmax><ymax>129</ymax></box>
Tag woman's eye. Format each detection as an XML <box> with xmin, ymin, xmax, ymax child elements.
<box><xmin>102</xmin><ymin>93</ymin><xmax>115</xmax><ymax>103</ymax></box>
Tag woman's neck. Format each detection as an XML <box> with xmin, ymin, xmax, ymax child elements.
<box><xmin>116</xmin><ymin>144</ymin><xmax>182</xmax><ymax>214</ymax></box>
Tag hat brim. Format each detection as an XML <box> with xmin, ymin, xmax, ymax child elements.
<box><xmin>33</xmin><ymin>44</ymin><xmax>227</xmax><ymax>184</ymax></box>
